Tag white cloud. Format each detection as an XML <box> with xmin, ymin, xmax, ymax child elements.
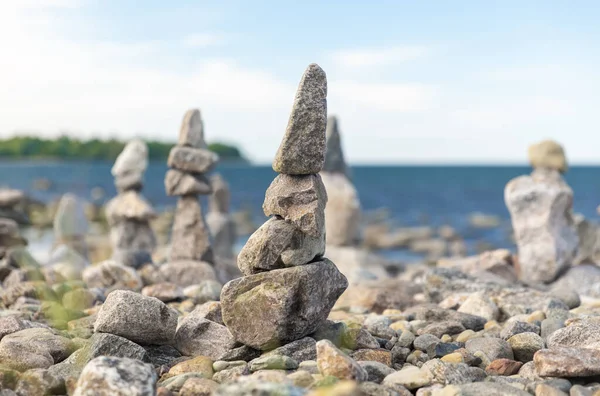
<box><xmin>182</xmin><ymin>33</ymin><xmax>224</xmax><ymax>48</ymax></box>
<box><xmin>330</xmin><ymin>46</ymin><xmax>429</xmax><ymax>68</ymax></box>
<box><xmin>331</xmin><ymin>81</ymin><xmax>437</xmax><ymax>112</ymax></box>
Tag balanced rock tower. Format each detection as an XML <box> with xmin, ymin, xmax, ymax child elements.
<box><xmin>221</xmin><ymin>64</ymin><xmax>348</xmax><ymax>350</ymax></box>
<box><xmin>53</xmin><ymin>193</ymin><xmax>89</xmax><ymax>258</ymax></box>
<box><xmin>321</xmin><ymin>116</ymin><xmax>361</xmax><ymax>246</ymax></box>
<box><xmin>161</xmin><ymin>109</ymin><xmax>219</xmax><ymax>286</ymax></box>
<box><xmin>505</xmin><ymin>140</ymin><xmax>578</xmax><ymax>283</ymax></box>
<box><xmin>206</xmin><ymin>174</ymin><xmax>236</xmax><ymax>259</ymax></box>
<box><xmin>105</xmin><ymin>140</ymin><xmax>157</xmax><ymax>267</ymax></box>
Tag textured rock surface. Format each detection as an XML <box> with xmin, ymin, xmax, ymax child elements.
<box><xmin>272</xmin><ymin>63</ymin><xmax>327</xmax><ymax>175</ymax></box>
<box><xmin>170</xmin><ymin>196</ymin><xmax>213</xmax><ymax>263</ymax></box>
<box><xmin>323</xmin><ymin>115</ymin><xmax>347</xmax><ymax>175</ymax></box>
<box><xmin>534</xmin><ymin>347</ymin><xmax>600</xmax><ymax>377</ymax></box>
<box><xmin>159</xmin><ymin>260</ymin><xmax>217</xmax><ymax>287</ymax></box>
<box><xmin>550</xmin><ymin>264</ymin><xmax>600</xmax><ymax>298</ymax></box>
<box><xmin>94</xmin><ymin>290</ymin><xmax>178</xmax><ymax>345</ymax></box>
<box><xmin>82</xmin><ymin>260</ymin><xmax>143</xmax><ymax>291</ymax></box>
<box><xmin>321</xmin><ymin>172</ymin><xmax>360</xmax><ymax>247</ymax></box>
<box><xmin>316</xmin><ymin>340</ymin><xmax>367</xmax><ymax>382</ymax></box>
<box><xmin>528</xmin><ymin>140</ymin><xmax>567</xmax><ymax>173</ymax></box>
<box><xmin>165</xmin><ymin>169</ymin><xmax>212</xmax><ymax>196</ymax></box>
<box><xmin>546</xmin><ymin>319</ymin><xmax>600</xmax><ymax>349</ymax></box>
<box><xmin>111</xmin><ymin>139</ymin><xmax>149</xmax><ymax>179</ymax></box>
<box><xmin>221</xmin><ymin>259</ymin><xmax>347</xmax><ymax>350</ymax></box>
<box><xmin>504</xmin><ymin>168</ymin><xmax>578</xmax><ymax>283</ymax></box>
<box><xmin>167</xmin><ymin>147</ymin><xmax>218</xmax><ymax>174</ymax></box>
<box><xmin>179</xmin><ymin>109</ymin><xmax>206</xmax><ymax>148</ymax></box>
<box><xmin>175</xmin><ymin>316</ymin><xmax>236</xmax><ymax>360</ymax></box>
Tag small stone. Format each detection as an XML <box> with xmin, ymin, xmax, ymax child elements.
<box><xmin>287</xmin><ymin>370</ymin><xmax>314</xmax><ymax>388</ymax></box>
<box><xmin>458</xmin><ymin>292</ymin><xmax>499</xmax><ymax>321</ymax></box>
<box><xmin>414</xmin><ymin>334</ymin><xmax>441</xmax><ymax>353</ymax></box>
<box><xmin>263</xmin><ymin>174</ymin><xmax>327</xmax><ymax>238</ymax></box>
<box><xmin>178</xmin><ymin>109</ymin><xmax>206</xmax><ymax>148</ymax></box>
<box><xmin>14</xmin><ymin>368</ymin><xmax>64</xmax><ymax>396</ymax></box>
<box><xmin>546</xmin><ymin>319</ymin><xmax>600</xmax><ymax>349</ymax></box>
<box><xmin>501</xmin><ymin>321</ymin><xmax>540</xmax><ymax>340</ymax></box>
<box><xmin>94</xmin><ymin>290</ymin><xmax>178</xmax><ymax>345</ymax></box>
<box><xmin>541</xmin><ymin>318</ymin><xmax>564</xmax><ymax>340</ymax></box>
<box><xmin>221</xmin><ymin>259</ymin><xmax>347</xmax><ymax>350</ymax></box>
<box><xmin>82</xmin><ymin>260</ymin><xmax>143</xmax><ymax>291</ymax></box>
<box><xmin>217</xmin><ymin>345</ymin><xmax>261</xmax><ymax>362</ymax></box>
<box><xmin>358</xmin><ymin>361</ymin><xmax>395</xmax><ymax>384</ymax></box>
<box><xmin>534</xmin><ymin>383</ymin><xmax>568</xmax><ymax>396</ymax></box>
<box><xmin>160</xmin><ymin>261</ymin><xmax>217</xmax><ymax>287</ymax></box>
<box><xmin>109</xmin><ymin>221</ymin><xmax>156</xmax><ymax>253</ymax></box>
<box><xmin>62</xmin><ymin>288</ymin><xmax>96</xmax><ymax>311</ymax></box>
<box><xmin>508</xmin><ymin>332</ymin><xmax>544</xmax><ymax>362</ymax></box>
<box><xmin>382</xmin><ymin>365</ymin><xmax>433</xmax><ymax>390</ymax></box>
<box><xmin>206</xmin><ymin>212</ymin><xmax>236</xmax><ymax>259</ymax></box>
<box><xmin>465</xmin><ymin>337</ymin><xmax>514</xmax><ymax>362</ymax></box>
<box><xmin>167</xmin><ymin>146</ymin><xmax>218</xmax><ymax>174</ymax></box>
<box><xmin>263</xmin><ymin>337</ymin><xmax>317</xmax><ymax>362</ymax></box>
<box><xmin>249</xmin><ymin>355</ymin><xmax>298</xmax><ymax>372</ymax></box>
<box><xmin>419</xmin><ymin>321</ymin><xmax>466</xmax><ymax>338</ymax></box>
<box><xmin>73</xmin><ymin>356</ymin><xmax>156</xmax><ymax>396</ymax></box>
<box><xmin>528</xmin><ymin>140</ymin><xmax>567</xmax><ymax>173</ymax></box>
<box><xmin>272</xmin><ymin>63</ymin><xmax>327</xmax><ymax>175</ymax></box>
<box><xmin>351</xmin><ymin>349</ymin><xmax>392</xmax><ymax>366</ymax></box>
<box><xmin>485</xmin><ymin>358</ymin><xmax>523</xmax><ymax>376</ymax></box>
<box><xmin>53</xmin><ymin>194</ymin><xmax>89</xmax><ymax>240</ymax></box>
<box><xmin>212</xmin><ymin>364</ymin><xmax>248</xmax><ymax>384</ymax></box>
<box><xmin>168</xmin><ymin>356</ymin><xmax>214</xmax><ymax>378</ymax></box>
<box><xmin>165</xmin><ymin>169</ymin><xmax>212</xmax><ymax>196</ymax></box>
<box><xmin>534</xmin><ymin>347</ymin><xmax>600</xmax><ymax>377</ymax></box>
<box><xmin>141</xmin><ymin>283</ymin><xmax>184</xmax><ymax>303</ymax></box>
<box><xmin>170</xmin><ymin>196</ymin><xmax>213</xmax><ymax>263</ymax></box>
<box><xmin>179</xmin><ymin>377</ymin><xmax>218</xmax><ymax>396</ymax></box>
<box><xmin>115</xmin><ymin>171</ymin><xmax>143</xmax><ymax>192</ymax></box>
<box><xmin>175</xmin><ymin>316</ymin><xmax>236</xmax><ymax>360</ymax></box>
<box><xmin>316</xmin><ymin>339</ymin><xmax>367</xmax><ymax>382</ymax></box>
<box><xmin>422</xmin><ymin>359</ymin><xmax>486</xmax><ymax>385</ymax></box>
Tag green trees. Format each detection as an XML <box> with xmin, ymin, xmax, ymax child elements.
<box><xmin>0</xmin><ymin>135</ymin><xmax>246</xmax><ymax>162</ymax></box>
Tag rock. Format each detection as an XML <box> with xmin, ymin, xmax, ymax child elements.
<box><xmin>141</xmin><ymin>283</ymin><xmax>184</xmax><ymax>302</ymax></box>
<box><xmin>183</xmin><ymin>280</ymin><xmax>222</xmax><ymax>304</ymax></box>
<box><xmin>272</xmin><ymin>63</ymin><xmax>327</xmax><ymax>175</ymax></box>
<box><xmin>73</xmin><ymin>356</ymin><xmax>156</xmax><ymax>396</ymax></box>
<box><xmin>105</xmin><ymin>191</ymin><xmax>156</xmax><ymax>224</ymax></box>
<box><xmin>534</xmin><ymin>347</ymin><xmax>600</xmax><ymax>377</ymax></box>
<box><xmin>457</xmin><ymin>292</ymin><xmax>499</xmax><ymax>321</ymax></box>
<box><xmin>94</xmin><ymin>290</ymin><xmax>178</xmax><ymax>345</ymax></box>
<box><xmin>316</xmin><ymin>339</ymin><xmax>367</xmax><ymax>382</ymax></box>
<box><xmin>465</xmin><ymin>338</ymin><xmax>514</xmax><ymax>362</ymax></box>
<box><xmin>212</xmin><ymin>364</ymin><xmax>249</xmax><ymax>384</ymax></box>
<box><xmin>436</xmin><ymin>382</ymin><xmax>531</xmax><ymax>395</ymax></box>
<box><xmin>358</xmin><ymin>361</ymin><xmax>395</xmax><ymax>384</ymax></box>
<box><xmin>422</xmin><ymin>359</ymin><xmax>486</xmax><ymax>385</ymax></box>
<box><xmin>185</xmin><ymin>302</ymin><xmax>223</xmax><ymax>325</ymax></box>
<box><xmin>383</xmin><ymin>365</ymin><xmax>433</xmax><ymax>390</ymax></box>
<box><xmin>550</xmin><ymin>264</ymin><xmax>600</xmax><ymax>298</ymax></box>
<box><xmin>263</xmin><ymin>174</ymin><xmax>327</xmax><ymax>238</ymax></box>
<box><xmin>62</xmin><ymin>288</ymin><xmax>97</xmax><ymax>310</ymax></box>
<box><xmin>263</xmin><ymin>337</ymin><xmax>317</xmax><ymax>362</ymax></box>
<box><xmin>53</xmin><ymin>194</ymin><xmax>89</xmax><ymax>240</ymax></box>
<box><xmin>170</xmin><ymin>196</ymin><xmax>213</xmax><ymax>263</ymax></box>
<box><xmin>82</xmin><ymin>260</ymin><xmax>143</xmax><ymax>291</ymax></box>
<box><xmin>320</xmin><ymin>172</ymin><xmax>360</xmax><ymax>247</ymax></box>
<box><xmin>323</xmin><ymin>115</ymin><xmax>347</xmax><ymax>175</ymax></box>
<box><xmin>0</xmin><ymin>189</ymin><xmax>24</xmax><ymax>207</ymax></box>
<box><xmin>112</xmin><ymin>139</ymin><xmax>149</xmax><ymax>178</ymax></box>
<box><xmin>485</xmin><ymin>358</ymin><xmax>523</xmax><ymax>376</ymax></box>
<box><xmin>504</xmin><ymin>168</ymin><xmax>578</xmax><ymax>283</ymax></box>
<box><xmin>2</xmin><ymin>328</ymin><xmax>74</xmax><ymax>363</ymax></box>
<box><xmin>501</xmin><ymin>321</ymin><xmax>540</xmax><ymax>340</ymax></box>
<box><xmin>113</xmin><ymin>250</ymin><xmax>152</xmax><ymax>269</ymax></box>
<box><xmin>237</xmin><ymin>217</ymin><xmax>324</xmax><ymax>275</ymax></box>
<box><xmin>249</xmin><ymin>355</ymin><xmax>298</xmax><ymax>372</ymax></box>
<box><xmin>159</xmin><ymin>261</ymin><xmax>217</xmax><ymax>287</ymax></box>
<box><xmin>541</xmin><ymin>318</ymin><xmax>564</xmax><ymax>340</ymax></box>
<box><xmin>115</xmin><ymin>171</ymin><xmax>143</xmax><ymax>192</ymax></box>
<box><xmin>109</xmin><ymin>221</ymin><xmax>156</xmax><ymax>253</ymax></box>
<box><xmin>414</xmin><ymin>334</ymin><xmax>442</xmax><ymax>354</ymax></box>
<box><xmin>217</xmin><ymin>345</ymin><xmax>261</xmax><ymax>362</ymax></box>
<box><xmin>405</xmin><ymin>305</ymin><xmax>486</xmax><ymax>331</ymax></box>
<box><xmin>165</xmin><ymin>169</ymin><xmax>212</xmax><ymax>196</ymax></box>
<box><xmin>0</xmin><ymin>338</ymin><xmax>54</xmax><ymax>371</ymax></box>
<box><xmin>206</xmin><ymin>212</ymin><xmax>236</xmax><ymax>259</ymax></box>
<box><xmin>175</xmin><ymin>316</ymin><xmax>236</xmax><ymax>360</ymax></box>
<box><xmin>47</xmin><ymin>245</ymin><xmax>89</xmax><ymax>281</ymax></box>
<box><xmin>534</xmin><ymin>383</ymin><xmax>568</xmax><ymax>396</ymax></box>
<box><xmin>209</xmin><ymin>174</ymin><xmax>230</xmax><ymax>214</ymax></box>
<box><xmin>14</xmin><ymin>368</ymin><xmax>65</xmax><ymax>396</ymax></box>
<box><xmin>351</xmin><ymin>349</ymin><xmax>392</xmax><ymax>366</ymax></box>
<box><xmin>167</xmin><ymin>147</ymin><xmax>218</xmax><ymax>174</ymax></box>
<box><xmin>169</xmin><ymin>356</ymin><xmax>214</xmax><ymax>378</ymax></box>
<box><xmin>179</xmin><ymin>378</ymin><xmax>218</xmax><ymax>396</ymax></box>
<box><xmin>528</xmin><ymin>140</ymin><xmax>567</xmax><ymax>173</ymax></box>
<box><xmin>508</xmin><ymin>333</ymin><xmax>544</xmax><ymax>362</ymax></box>
<box><xmin>419</xmin><ymin>321</ymin><xmax>466</xmax><ymax>338</ymax></box>
<box><xmin>546</xmin><ymin>319</ymin><xmax>600</xmax><ymax>349</ymax></box>
<box><xmin>213</xmin><ymin>380</ymin><xmax>303</xmax><ymax>395</ymax></box>
<box><xmin>221</xmin><ymin>260</ymin><xmax>347</xmax><ymax>350</ymax></box>
<box><xmin>179</xmin><ymin>109</ymin><xmax>206</xmax><ymax>148</ymax></box>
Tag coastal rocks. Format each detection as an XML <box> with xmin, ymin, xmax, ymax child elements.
<box><xmin>206</xmin><ymin>174</ymin><xmax>237</xmax><ymax>259</ymax></box>
<box><xmin>111</xmin><ymin>139</ymin><xmax>148</xmax><ymax>192</ymax></box>
<box><xmin>534</xmin><ymin>347</ymin><xmax>600</xmax><ymax>377</ymax></box>
<box><xmin>316</xmin><ymin>339</ymin><xmax>367</xmax><ymax>381</ymax></box>
<box><xmin>323</xmin><ymin>116</ymin><xmax>348</xmax><ymax>176</ymax></box>
<box><xmin>175</xmin><ymin>314</ymin><xmax>236</xmax><ymax>359</ymax></box>
<box><xmin>165</xmin><ymin>170</ymin><xmax>212</xmax><ymax>196</ymax></box>
<box><xmin>82</xmin><ymin>260</ymin><xmax>142</xmax><ymax>291</ymax></box>
<box><xmin>94</xmin><ymin>290</ymin><xmax>178</xmax><ymax>345</ymax></box>
<box><xmin>221</xmin><ymin>64</ymin><xmax>348</xmax><ymax>351</ymax></box>
<box><xmin>170</xmin><ymin>196</ymin><xmax>213</xmax><ymax>263</ymax></box>
<box><xmin>53</xmin><ymin>194</ymin><xmax>89</xmax><ymax>258</ymax></box>
<box><xmin>505</xmin><ymin>161</ymin><xmax>578</xmax><ymax>283</ymax></box>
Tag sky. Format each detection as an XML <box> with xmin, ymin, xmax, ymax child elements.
<box><xmin>1</xmin><ymin>0</ymin><xmax>600</xmax><ymax>164</ymax></box>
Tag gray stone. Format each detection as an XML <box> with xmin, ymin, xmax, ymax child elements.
<box><xmin>170</xmin><ymin>196</ymin><xmax>213</xmax><ymax>263</ymax></box>
<box><xmin>323</xmin><ymin>115</ymin><xmax>348</xmax><ymax>175</ymax></box>
<box><xmin>546</xmin><ymin>319</ymin><xmax>600</xmax><ymax>349</ymax></box>
<box><xmin>209</xmin><ymin>174</ymin><xmax>230</xmax><ymax>214</ymax></box>
<box><xmin>141</xmin><ymin>282</ymin><xmax>184</xmax><ymax>302</ymax></box>
<box><xmin>422</xmin><ymin>359</ymin><xmax>486</xmax><ymax>385</ymax></box>
<box><xmin>504</xmin><ymin>168</ymin><xmax>578</xmax><ymax>283</ymax></box>
<box><xmin>573</xmin><ymin>215</ymin><xmax>599</xmax><ymax>264</ymax></box>
<box><xmin>321</xmin><ymin>172</ymin><xmax>361</xmax><ymax>247</ymax></box>
<box><xmin>414</xmin><ymin>334</ymin><xmax>441</xmax><ymax>353</ymax></box>
<box><xmin>111</xmin><ymin>139</ymin><xmax>149</xmax><ymax>178</ymax></box>
<box><xmin>186</xmin><ymin>301</ymin><xmax>223</xmax><ymax>325</ymax></box>
<box><xmin>221</xmin><ymin>259</ymin><xmax>348</xmax><ymax>350</ymax></box>
<box><xmin>159</xmin><ymin>260</ymin><xmax>217</xmax><ymax>287</ymax></box>
<box><xmin>112</xmin><ymin>249</ymin><xmax>152</xmax><ymax>269</ymax></box>
<box><xmin>214</xmin><ymin>381</ymin><xmax>303</xmax><ymax>396</ymax></box>
<box><xmin>551</xmin><ymin>264</ymin><xmax>600</xmax><ymax>298</ymax></box>
<box><xmin>53</xmin><ymin>193</ymin><xmax>89</xmax><ymax>240</ymax></box>
<box><xmin>508</xmin><ymin>332</ymin><xmax>544</xmax><ymax>362</ymax></box>
<box><xmin>541</xmin><ymin>318</ymin><xmax>565</xmax><ymax>340</ymax></box>
<box><xmin>534</xmin><ymin>347</ymin><xmax>600</xmax><ymax>377</ymax></box>
<box><xmin>165</xmin><ymin>169</ymin><xmax>212</xmax><ymax>196</ymax></box>
<box><xmin>272</xmin><ymin>63</ymin><xmax>327</xmax><ymax>175</ymax></box>
<box><xmin>206</xmin><ymin>212</ymin><xmax>236</xmax><ymax>259</ymax></box>
<box><xmin>105</xmin><ymin>191</ymin><xmax>156</xmax><ymax>224</ymax></box>
<box><xmin>465</xmin><ymin>337</ymin><xmax>514</xmax><ymax>362</ymax></box>
<box><xmin>82</xmin><ymin>260</ymin><xmax>143</xmax><ymax>291</ymax></box>
<box><xmin>183</xmin><ymin>280</ymin><xmax>222</xmax><ymax>304</ymax></box>
<box><xmin>419</xmin><ymin>321</ymin><xmax>466</xmax><ymax>338</ymax></box>
<box><xmin>115</xmin><ymin>170</ymin><xmax>143</xmax><ymax>192</ymax></box>
<box><xmin>167</xmin><ymin>146</ymin><xmax>218</xmax><ymax>174</ymax></box>
<box><xmin>358</xmin><ymin>361</ymin><xmax>394</xmax><ymax>384</ymax></box>
<box><xmin>14</xmin><ymin>368</ymin><xmax>64</xmax><ymax>396</ymax></box>
<box><xmin>263</xmin><ymin>174</ymin><xmax>327</xmax><ymax>238</ymax></box>
<box><xmin>249</xmin><ymin>355</ymin><xmax>298</xmax><ymax>372</ymax></box>
<box><xmin>217</xmin><ymin>345</ymin><xmax>261</xmax><ymax>362</ymax></box>
<box><xmin>438</xmin><ymin>382</ymin><xmax>531</xmax><ymax>395</ymax></box>
<box><xmin>179</xmin><ymin>109</ymin><xmax>206</xmax><ymax>148</ymax></box>
<box><xmin>0</xmin><ymin>316</ymin><xmax>33</xmax><ymax>340</ymax></box>
<box><xmin>73</xmin><ymin>356</ymin><xmax>156</xmax><ymax>396</ymax></box>
<box><xmin>316</xmin><ymin>339</ymin><xmax>367</xmax><ymax>381</ymax></box>
<box><xmin>109</xmin><ymin>220</ymin><xmax>156</xmax><ymax>253</ymax></box>
<box><xmin>501</xmin><ymin>320</ymin><xmax>540</xmax><ymax>340</ymax></box>
<box><xmin>457</xmin><ymin>291</ymin><xmax>499</xmax><ymax>321</ymax></box>
<box><xmin>236</xmin><ymin>217</ymin><xmax>324</xmax><ymax>276</ymax></box>
<box><xmin>143</xmin><ymin>345</ymin><xmax>181</xmax><ymax>367</ymax></box>
<box><xmin>0</xmin><ymin>189</ymin><xmax>24</xmax><ymax>207</ymax></box>
<box><xmin>47</xmin><ymin>244</ymin><xmax>89</xmax><ymax>280</ymax></box>
<box><xmin>2</xmin><ymin>328</ymin><xmax>74</xmax><ymax>363</ymax></box>
<box><xmin>94</xmin><ymin>290</ymin><xmax>178</xmax><ymax>345</ymax></box>
<box><xmin>263</xmin><ymin>337</ymin><xmax>317</xmax><ymax>362</ymax></box>
<box><xmin>175</xmin><ymin>316</ymin><xmax>236</xmax><ymax>360</ymax></box>
<box><xmin>404</xmin><ymin>305</ymin><xmax>486</xmax><ymax>331</ymax></box>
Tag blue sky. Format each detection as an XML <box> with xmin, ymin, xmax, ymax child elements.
<box><xmin>1</xmin><ymin>1</ymin><xmax>600</xmax><ymax>164</ymax></box>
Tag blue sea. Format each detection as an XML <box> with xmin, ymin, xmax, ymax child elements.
<box><xmin>3</xmin><ymin>161</ymin><xmax>600</xmax><ymax>260</ymax></box>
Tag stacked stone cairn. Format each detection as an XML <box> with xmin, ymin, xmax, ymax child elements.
<box><xmin>206</xmin><ymin>174</ymin><xmax>236</xmax><ymax>260</ymax></box>
<box><xmin>221</xmin><ymin>63</ymin><xmax>348</xmax><ymax>350</ymax></box>
<box><xmin>161</xmin><ymin>109</ymin><xmax>220</xmax><ymax>286</ymax></box>
<box><xmin>0</xmin><ymin>188</ymin><xmax>28</xmax><ymax>224</ymax></box>
<box><xmin>321</xmin><ymin>115</ymin><xmax>361</xmax><ymax>247</ymax></box>
<box><xmin>105</xmin><ymin>139</ymin><xmax>157</xmax><ymax>268</ymax></box>
<box><xmin>52</xmin><ymin>193</ymin><xmax>89</xmax><ymax>259</ymax></box>
<box><xmin>505</xmin><ymin>139</ymin><xmax>578</xmax><ymax>284</ymax></box>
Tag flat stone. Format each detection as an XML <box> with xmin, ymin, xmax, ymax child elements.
<box><xmin>112</xmin><ymin>139</ymin><xmax>149</xmax><ymax>178</ymax></box>
<box><xmin>486</xmin><ymin>358</ymin><xmax>523</xmax><ymax>376</ymax></box>
<box><xmin>323</xmin><ymin>115</ymin><xmax>348</xmax><ymax>175</ymax></box>
<box><xmin>169</xmin><ymin>356</ymin><xmax>214</xmax><ymax>378</ymax></box>
<box><xmin>465</xmin><ymin>337</ymin><xmax>514</xmax><ymax>362</ymax></box>
<box><xmin>175</xmin><ymin>316</ymin><xmax>236</xmax><ymax>360</ymax></box>
<box><xmin>167</xmin><ymin>146</ymin><xmax>218</xmax><ymax>174</ymax></box>
<box><xmin>419</xmin><ymin>321</ymin><xmax>466</xmax><ymax>338</ymax></box>
<box><xmin>249</xmin><ymin>355</ymin><xmax>298</xmax><ymax>372</ymax></box>
<box><xmin>273</xmin><ymin>63</ymin><xmax>327</xmax><ymax>175</ymax></box>
<box><xmin>165</xmin><ymin>169</ymin><xmax>212</xmax><ymax>196</ymax></box>
<box><xmin>94</xmin><ymin>290</ymin><xmax>178</xmax><ymax>345</ymax></box>
<box><xmin>109</xmin><ymin>221</ymin><xmax>156</xmax><ymax>253</ymax></box>
<box><xmin>170</xmin><ymin>196</ymin><xmax>213</xmax><ymax>263</ymax></box>
<box><xmin>551</xmin><ymin>264</ymin><xmax>600</xmax><ymax>298</ymax></box>
<box><xmin>221</xmin><ymin>259</ymin><xmax>348</xmax><ymax>350</ymax></box>
<box><xmin>53</xmin><ymin>193</ymin><xmax>89</xmax><ymax>240</ymax></box>
<box><xmin>115</xmin><ymin>170</ymin><xmax>143</xmax><ymax>192</ymax></box>
<box><xmin>508</xmin><ymin>332</ymin><xmax>544</xmax><ymax>362</ymax></box>
<box><xmin>504</xmin><ymin>168</ymin><xmax>578</xmax><ymax>283</ymax></box>
<box><xmin>316</xmin><ymin>339</ymin><xmax>367</xmax><ymax>381</ymax></box>
<box><xmin>501</xmin><ymin>320</ymin><xmax>540</xmax><ymax>340</ymax></box>
<box><xmin>179</xmin><ymin>109</ymin><xmax>206</xmax><ymax>148</ymax></box>
<box><xmin>82</xmin><ymin>260</ymin><xmax>143</xmax><ymax>291</ymax></box>
<box><xmin>73</xmin><ymin>356</ymin><xmax>156</xmax><ymax>396</ymax></box>
<box><xmin>105</xmin><ymin>191</ymin><xmax>156</xmax><ymax>224</ymax></box>
<box><xmin>383</xmin><ymin>365</ymin><xmax>433</xmax><ymax>390</ymax></box>
<box><xmin>236</xmin><ymin>217</ymin><xmax>324</xmax><ymax>276</ymax></box>
<box><xmin>358</xmin><ymin>361</ymin><xmax>394</xmax><ymax>384</ymax></box>
<box><xmin>320</xmin><ymin>172</ymin><xmax>360</xmax><ymax>247</ymax></box>
<box><xmin>263</xmin><ymin>337</ymin><xmax>317</xmax><ymax>362</ymax></box>
<box><xmin>159</xmin><ymin>260</ymin><xmax>217</xmax><ymax>287</ymax></box>
<box><xmin>209</xmin><ymin>174</ymin><xmax>230</xmax><ymax>214</ymax></box>
<box><xmin>528</xmin><ymin>140</ymin><xmax>567</xmax><ymax>173</ymax></box>
<box><xmin>351</xmin><ymin>348</ymin><xmax>392</xmax><ymax>366</ymax></box>
<box><xmin>546</xmin><ymin>319</ymin><xmax>600</xmax><ymax>349</ymax></box>
<box><xmin>534</xmin><ymin>347</ymin><xmax>600</xmax><ymax>377</ymax></box>
<box><xmin>141</xmin><ymin>283</ymin><xmax>184</xmax><ymax>302</ymax></box>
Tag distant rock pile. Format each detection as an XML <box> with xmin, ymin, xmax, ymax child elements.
<box><xmin>53</xmin><ymin>193</ymin><xmax>89</xmax><ymax>259</ymax></box>
<box><xmin>505</xmin><ymin>139</ymin><xmax>578</xmax><ymax>283</ymax></box>
<box><xmin>221</xmin><ymin>63</ymin><xmax>348</xmax><ymax>350</ymax></box>
<box><xmin>0</xmin><ymin>188</ymin><xmax>28</xmax><ymax>224</ymax></box>
<box><xmin>206</xmin><ymin>174</ymin><xmax>236</xmax><ymax>260</ymax></box>
<box><xmin>105</xmin><ymin>139</ymin><xmax>157</xmax><ymax>268</ymax></box>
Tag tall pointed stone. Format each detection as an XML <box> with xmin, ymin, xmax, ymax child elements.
<box><xmin>179</xmin><ymin>109</ymin><xmax>207</xmax><ymax>149</ymax></box>
<box><xmin>323</xmin><ymin>116</ymin><xmax>347</xmax><ymax>175</ymax></box>
<box><xmin>272</xmin><ymin>63</ymin><xmax>327</xmax><ymax>175</ymax></box>
<box><xmin>111</xmin><ymin>139</ymin><xmax>148</xmax><ymax>192</ymax></box>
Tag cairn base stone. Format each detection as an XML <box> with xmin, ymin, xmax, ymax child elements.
<box><xmin>110</xmin><ymin>221</ymin><xmax>156</xmax><ymax>253</ymax></box>
<box><xmin>505</xmin><ymin>169</ymin><xmax>578</xmax><ymax>284</ymax></box>
<box><xmin>170</xmin><ymin>196</ymin><xmax>214</xmax><ymax>263</ymax></box>
<box><xmin>221</xmin><ymin>259</ymin><xmax>348</xmax><ymax>350</ymax></box>
<box><xmin>206</xmin><ymin>212</ymin><xmax>236</xmax><ymax>259</ymax></box>
<box><xmin>167</xmin><ymin>147</ymin><xmax>218</xmax><ymax>174</ymax></box>
<box><xmin>159</xmin><ymin>260</ymin><xmax>218</xmax><ymax>287</ymax></box>
<box><xmin>165</xmin><ymin>169</ymin><xmax>212</xmax><ymax>196</ymax></box>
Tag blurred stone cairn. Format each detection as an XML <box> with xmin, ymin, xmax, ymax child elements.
<box><xmin>220</xmin><ymin>63</ymin><xmax>348</xmax><ymax>350</ymax></box>
<box><xmin>105</xmin><ymin>139</ymin><xmax>157</xmax><ymax>268</ymax></box>
<box><xmin>0</xmin><ymin>188</ymin><xmax>28</xmax><ymax>224</ymax></box>
<box><xmin>504</xmin><ymin>140</ymin><xmax>578</xmax><ymax>284</ymax></box>
<box><xmin>161</xmin><ymin>109</ymin><xmax>221</xmax><ymax>286</ymax></box>
<box><xmin>206</xmin><ymin>173</ymin><xmax>237</xmax><ymax>260</ymax></box>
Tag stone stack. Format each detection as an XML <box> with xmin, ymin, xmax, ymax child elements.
<box><xmin>221</xmin><ymin>64</ymin><xmax>348</xmax><ymax>350</ymax></box>
<box><xmin>105</xmin><ymin>140</ymin><xmax>157</xmax><ymax>268</ymax></box>
<box><xmin>0</xmin><ymin>218</ymin><xmax>26</xmax><ymax>260</ymax></box>
<box><xmin>53</xmin><ymin>193</ymin><xmax>89</xmax><ymax>258</ymax></box>
<box><xmin>0</xmin><ymin>188</ymin><xmax>28</xmax><ymax>224</ymax></box>
<box><xmin>206</xmin><ymin>174</ymin><xmax>236</xmax><ymax>259</ymax></box>
<box><xmin>321</xmin><ymin>115</ymin><xmax>361</xmax><ymax>247</ymax></box>
<box><xmin>160</xmin><ymin>109</ymin><xmax>219</xmax><ymax>285</ymax></box>
<box><xmin>505</xmin><ymin>140</ymin><xmax>578</xmax><ymax>284</ymax></box>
